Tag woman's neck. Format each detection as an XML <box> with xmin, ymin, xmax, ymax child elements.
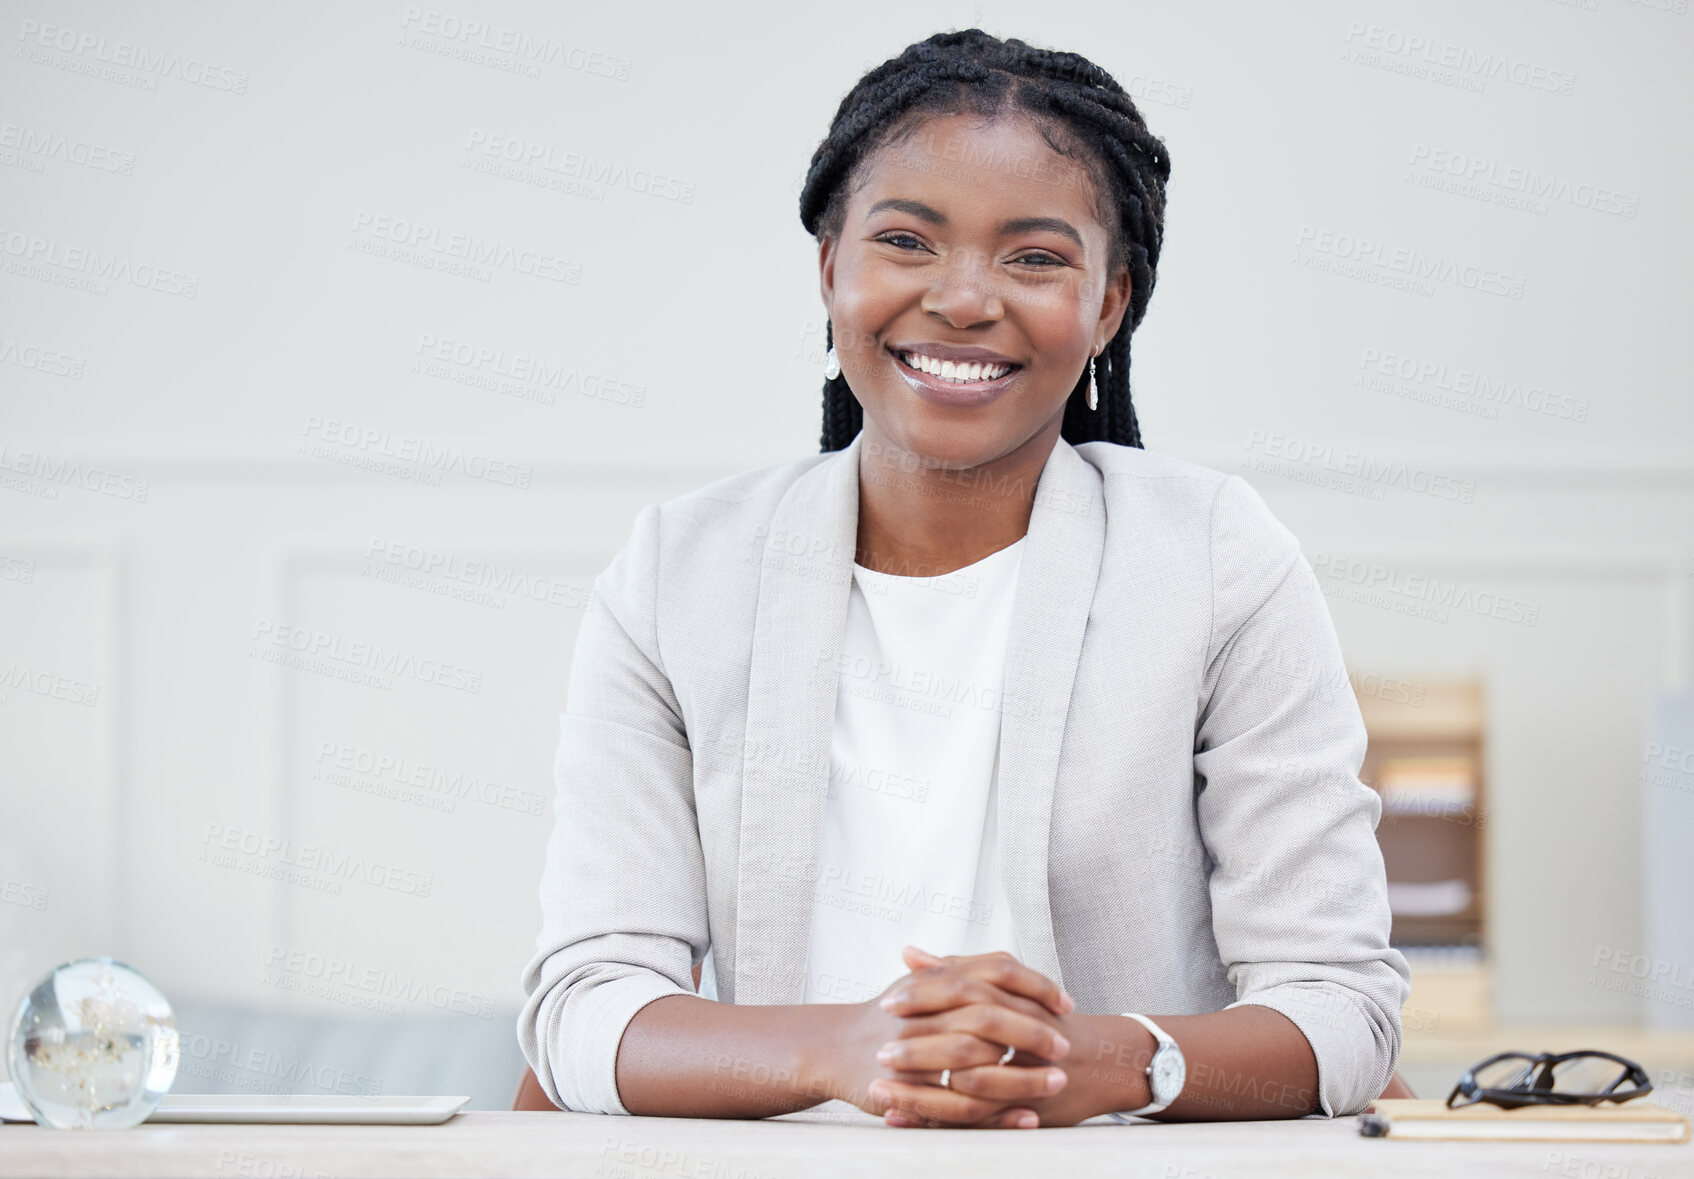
<box><xmin>852</xmin><ymin>424</ymin><xmax>1057</xmax><ymax>576</ymax></box>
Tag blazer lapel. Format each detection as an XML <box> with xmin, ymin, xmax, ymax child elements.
<box><xmin>734</xmin><ymin>432</ymin><xmax>1104</xmax><ymax>1006</ymax></box>
<box><xmin>994</xmin><ymin>439</ymin><xmax>1104</xmax><ymax>995</ymax></box>
<box><xmin>735</xmin><ymin>431</ymin><xmax>865</xmax><ymax>1007</ymax></box>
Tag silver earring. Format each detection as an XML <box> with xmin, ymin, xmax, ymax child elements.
<box><xmin>823</xmin><ymin>346</ymin><xmax>840</xmax><ymax>381</ymax></box>
<box><xmin>1085</xmin><ymin>350</ymin><xmax>1098</xmax><ymax>411</ymax></box>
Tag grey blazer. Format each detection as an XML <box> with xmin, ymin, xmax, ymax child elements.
<box><xmin>517</xmin><ymin>430</ymin><xmax>1412</xmax><ymax>1119</ymax></box>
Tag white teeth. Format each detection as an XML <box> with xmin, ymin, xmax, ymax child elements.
<box><xmin>899</xmin><ymin>351</ymin><xmax>1011</xmax><ymax>383</ymax></box>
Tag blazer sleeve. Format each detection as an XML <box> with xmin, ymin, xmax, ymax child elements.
<box><xmin>1193</xmin><ymin>474</ymin><xmax>1413</xmax><ymax>1117</ymax></box>
<box><xmin>516</xmin><ymin>502</ymin><xmax>707</xmax><ymax>1115</ymax></box>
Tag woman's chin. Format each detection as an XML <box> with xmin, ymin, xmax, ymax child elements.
<box><xmin>869</xmin><ymin>418</ymin><xmax>1010</xmax><ymax>471</ymax></box>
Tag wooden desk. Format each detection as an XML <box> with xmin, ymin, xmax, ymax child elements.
<box><xmin>1</xmin><ymin>1107</ymin><xmax>1687</xmax><ymax>1178</ymax></box>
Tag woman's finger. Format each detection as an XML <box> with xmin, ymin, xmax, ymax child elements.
<box><xmin>889</xmin><ymin>1109</ymin><xmax>1035</xmax><ymax>1129</ymax></box>
<box><xmin>885</xmin><ymin>978</ymin><xmax>1053</xmax><ymax>1026</ymax></box>
<box><xmin>882</xmin><ymin>1055</ymin><xmax>1068</xmax><ymax>1104</ymax></box>
<box><xmin>877</xmin><ymin>1031</ymin><xmax>1010</xmax><ymax>1073</ymax></box>
<box><xmin>884</xmin><ymin>951</ymin><xmax>1073</xmax><ymax>1018</ymax></box>
<box><xmin>901</xmin><ymin>945</ymin><xmax>945</xmax><ymax>970</ymax></box>
<box><xmin>875</xmin><ymin>1030</ymin><xmax>1045</xmax><ymax>1077</ymax></box>
<box><xmin>870</xmin><ymin>1076</ymin><xmax>1008</xmax><ymax>1128</ymax></box>
<box><xmin>976</xmin><ymin>1106</ymin><xmax>1041</xmax><ymax>1129</ymax></box>
<box><xmin>881</xmin><ymin>985</ymin><xmax>1073</xmax><ymax>1059</ymax></box>
<box><xmin>894</xmin><ymin>948</ymin><xmax>1063</xmax><ymax>1016</ymax></box>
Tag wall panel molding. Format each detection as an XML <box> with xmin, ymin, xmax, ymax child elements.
<box><xmin>7</xmin><ymin>443</ymin><xmax>1694</xmax><ymax>489</ymax></box>
<box><xmin>0</xmin><ymin>540</ymin><xmax>126</xmax><ymax>954</ymax></box>
<box><xmin>262</xmin><ymin>542</ymin><xmax>607</xmax><ymax>975</ymax></box>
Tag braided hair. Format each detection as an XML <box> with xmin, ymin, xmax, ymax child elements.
<box><xmin>799</xmin><ymin>28</ymin><xmax>1172</xmax><ymax>453</ymax></box>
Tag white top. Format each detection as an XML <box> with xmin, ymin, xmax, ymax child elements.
<box><xmin>801</xmin><ymin>536</ymin><xmax>1026</xmax><ymax>1005</ymax></box>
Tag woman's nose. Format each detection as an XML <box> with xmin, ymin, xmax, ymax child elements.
<box><xmin>921</xmin><ymin>247</ymin><xmax>1006</xmax><ymax>325</ymax></box>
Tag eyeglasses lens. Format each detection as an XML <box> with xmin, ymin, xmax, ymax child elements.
<box><xmin>1549</xmin><ymin>1055</ymin><xmax>1628</xmax><ymax>1095</ymax></box>
<box><xmin>1474</xmin><ymin>1055</ymin><xmax>1538</xmax><ymax>1091</ymax></box>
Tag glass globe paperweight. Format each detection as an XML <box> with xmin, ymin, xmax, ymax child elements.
<box><xmin>6</xmin><ymin>957</ymin><xmax>180</xmax><ymax>1129</ymax></box>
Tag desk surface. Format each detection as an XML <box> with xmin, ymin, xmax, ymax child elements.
<box><xmin>0</xmin><ymin>1107</ymin><xmax>1688</xmax><ymax>1178</ymax></box>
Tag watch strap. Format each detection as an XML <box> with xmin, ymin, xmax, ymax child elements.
<box><xmin>1105</xmin><ymin>1012</ymin><xmax>1180</xmax><ymax>1123</ymax></box>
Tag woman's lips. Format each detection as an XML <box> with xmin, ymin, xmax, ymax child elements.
<box><xmin>888</xmin><ymin>346</ymin><xmax>1022</xmax><ymax>408</ymax></box>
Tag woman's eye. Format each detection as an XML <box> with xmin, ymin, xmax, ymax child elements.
<box><xmin>874</xmin><ymin>236</ymin><xmax>1064</xmax><ymax>268</ymax></box>
<box><xmin>877</xmin><ymin>233</ymin><xmax>927</xmax><ymax>251</ymax></box>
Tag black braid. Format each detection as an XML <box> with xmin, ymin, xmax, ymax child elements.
<box><xmin>801</xmin><ymin>29</ymin><xmax>1171</xmax><ymax>453</ymax></box>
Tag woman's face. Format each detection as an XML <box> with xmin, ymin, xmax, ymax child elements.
<box><xmin>819</xmin><ymin>111</ymin><xmax>1132</xmax><ymax>471</ymax></box>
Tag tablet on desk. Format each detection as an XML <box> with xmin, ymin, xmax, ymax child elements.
<box><xmin>148</xmin><ymin>1094</ymin><xmax>469</xmax><ymax>1124</ymax></box>
<box><xmin>0</xmin><ymin>1084</ymin><xmax>468</xmax><ymax>1126</ymax></box>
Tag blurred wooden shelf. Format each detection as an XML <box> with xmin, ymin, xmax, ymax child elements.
<box><xmin>1400</xmin><ymin>962</ymin><xmax>1491</xmax><ymax>1036</ymax></box>
<box><xmin>1356</xmin><ymin>677</ymin><xmax>1488</xmax><ymax>955</ymax></box>
<box><xmin>1398</xmin><ymin>1020</ymin><xmax>1694</xmax><ymax>1065</ymax></box>
<box><xmin>1357</xmin><ymin>679</ymin><xmax>1484</xmax><ymax>741</ymax></box>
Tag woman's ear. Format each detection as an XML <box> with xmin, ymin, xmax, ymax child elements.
<box><xmin>1097</xmin><ymin>263</ymin><xmax>1132</xmax><ymax>346</ymax></box>
<box><xmin>817</xmin><ymin>234</ymin><xmax>837</xmax><ymax>320</ymax></box>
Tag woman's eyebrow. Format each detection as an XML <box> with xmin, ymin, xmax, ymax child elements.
<box><xmin>865</xmin><ymin>197</ymin><xmax>1084</xmax><ymax>250</ymax></box>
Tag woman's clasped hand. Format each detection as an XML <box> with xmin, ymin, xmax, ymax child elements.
<box><xmin>832</xmin><ymin>945</ymin><xmax>1101</xmax><ymax>1129</ymax></box>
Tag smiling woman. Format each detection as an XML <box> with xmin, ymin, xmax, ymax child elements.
<box><xmin>517</xmin><ymin>28</ymin><xmax>1413</xmax><ymax>1131</ymax></box>
<box><xmin>812</xmin><ymin>105</ymin><xmax>1143</xmax><ymax>577</ymax></box>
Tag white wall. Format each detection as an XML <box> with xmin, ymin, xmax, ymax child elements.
<box><xmin>2</xmin><ymin>0</ymin><xmax>1690</xmax><ymax>1090</ymax></box>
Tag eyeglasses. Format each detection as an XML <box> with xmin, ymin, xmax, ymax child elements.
<box><xmin>1446</xmin><ymin>1050</ymin><xmax>1653</xmax><ymax>1110</ymax></box>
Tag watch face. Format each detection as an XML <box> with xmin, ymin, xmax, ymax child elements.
<box><xmin>1151</xmin><ymin>1047</ymin><xmax>1186</xmax><ymax>1102</ymax></box>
